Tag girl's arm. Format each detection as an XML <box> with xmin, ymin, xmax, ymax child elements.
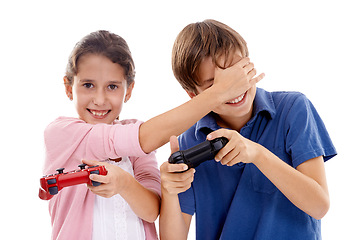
<box><xmin>140</xmin><ymin>58</ymin><xmax>265</xmax><ymax>153</ymax></box>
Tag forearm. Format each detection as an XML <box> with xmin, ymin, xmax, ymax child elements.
<box><xmin>140</xmin><ymin>88</ymin><xmax>222</xmax><ymax>153</ymax></box>
<box><xmin>120</xmin><ymin>172</ymin><xmax>160</xmax><ymax>222</ymax></box>
<box><xmin>159</xmin><ymin>192</ymin><xmax>189</xmax><ymax>240</ymax></box>
<box><xmin>254</xmin><ymin>146</ymin><xmax>329</xmax><ymax>220</ymax></box>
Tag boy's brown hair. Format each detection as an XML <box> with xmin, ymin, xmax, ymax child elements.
<box><xmin>172</xmin><ymin>19</ymin><xmax>249</xmax><ymax>93</ymax></box>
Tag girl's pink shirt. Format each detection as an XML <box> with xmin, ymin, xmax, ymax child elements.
<box><xmin>43</xmin><ymin>117</ymin><xmax>161</xmax><ymax>240</ymax></box>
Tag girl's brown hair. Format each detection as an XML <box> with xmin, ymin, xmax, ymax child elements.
<box><xmin>65</xmin><ymin>30</ymin><xmax>135</xmax><ymax>87</ymax></box>
<box><xmin>172</xmin><ymin>19</ymin><xmax>249</xmax><ymax>93</ymax></box>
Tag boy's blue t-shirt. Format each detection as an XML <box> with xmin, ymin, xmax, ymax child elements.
<box><xmin>178</xmin><ymin>88</ymin><xmax>337</xmax><ymax>240</ymax></box>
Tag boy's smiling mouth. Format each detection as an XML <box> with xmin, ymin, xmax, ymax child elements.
<box><xmin>87</xmin><ymin>109</ymin><xmax>111</xmax><ymax>118</ymax></box>
<box><xmin>226</xmin><ymin>91</ymin><xmax>247</xmax><ymax>105</ymax></box>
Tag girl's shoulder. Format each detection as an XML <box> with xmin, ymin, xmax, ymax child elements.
<box><xmin>114</xmin><ymin>118</ymin><xmax>143</xmax><ymax>125</ymax></box>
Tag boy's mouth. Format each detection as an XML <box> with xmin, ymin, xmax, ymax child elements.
<box><xmin>226</xmin><ymin>91</ymin><xmax>247</xmax><ymax>105</ymax></box>
<box><xmin>87</xmin><ymin>109</ymin><xmax>111</xmax><ymax>118</ymax></box>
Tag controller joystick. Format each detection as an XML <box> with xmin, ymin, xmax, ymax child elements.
<box><xmin>78</xmin><ymin>163</ymin><xmax>87</xmax><ymax>170</ymax></box>
<box><xmin>38</xmin><ymin>164</ymin><xmax>107</xmax><ymax>200</ymax></box>
<box><xmin>168</xmin><ymin>137</ymin><xmax>228</xmax><ymax>170</ymax></box>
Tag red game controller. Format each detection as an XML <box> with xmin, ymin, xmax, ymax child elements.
<box><xmin>39</xmin><ymin>164</ymin><xmax>107</xmax><ymax>200</ymax></box>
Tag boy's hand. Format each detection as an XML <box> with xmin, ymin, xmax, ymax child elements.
<box><xmin>207</xmin><ymin>129</ymin><xmax>262</xmax><ymax>166</ymax></box>
<box><xmin>160</xmin><ymin>136</ymin><xmax>196</xmax><ymax>195</ymax></box>
<box><xmin>83</xmin><ymin>159</ymin><xmax>131</xmax><ymax>198</ymax></box>
<box><xmin>213</xmin><ymin>57</ymin><xmax>265</xmax><ymax>103</ymax></box>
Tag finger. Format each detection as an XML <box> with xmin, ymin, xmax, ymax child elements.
<box><xmin>168</xmin><ymin>163</ymin><xmax>189</xmax><ymax>173</ymax></box>
<box><xmin>170</xmin><ymin>136</ymin><xmax>180</xmax><ymax>154</ymax></box>
<box><xmin>214</xmin><ymin>142</ymin><xmax>232</xmax><ymax>161</ymax></box>
<box><xmin>243</xmin><ymin>62</ymin><xmax>255</xmax><ymax>73</ymax></box>
<box><xmin>170</xmin><ymin>169</ymin><xmax>196</xmax><ymax>182</ymax></box>
<box><xmin>89</xmin><ymin>174</ymin><xmax>109</xmax><ymax>184</ymax></box>
<box><xmin>249</xmin><ymin>73</ymin><xmax>265</xmax><ymax>85</ymax></box>
<box><xmin>82</xmin><ymin>159</ymin><xmax>103</xmax><ymax>167</ymax></box>
<box><xmin>226</xmin><ymin>152</ymin><xmax>242</xmax><ymax>166</ymax></box>
<box><xmin>220</xmin><ymin>148</ymin><xmax>239</xmax><ymax>166</ymax></box>
<box><xmin>161</xmin><ymin>161</ymin><xmax>189</xmax><ymax>173</ymax></box>
<box><xmin>236</xmin><ymin>57</ymin><xmax>250</xmax><ymax>68</ymax></box>
<box><xmin>206</xmin><ymin>129</ymin><xmax>231</xmax><ymax>141</ymax></box>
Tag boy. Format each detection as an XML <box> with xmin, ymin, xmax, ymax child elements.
<box><xmin>160</xmin><ymin>19</ymin><xmax>337</xmax><ymax>239</ymax></box>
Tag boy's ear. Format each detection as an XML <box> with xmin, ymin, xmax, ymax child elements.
<box><xmin>63</xmin><ymin>76</ymin><xmax>73</xmax><ymax>100</ymax></box>
<box><xmin>186</xmin><ymin>90</ymin><xmax>197</xmax><ymax>99</ymax></box>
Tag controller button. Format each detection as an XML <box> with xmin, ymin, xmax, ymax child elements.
<box><xmin>47</xmin><ymin>178</ymin><xmax>57</xmax><ymax>185</ymax></box>
<box><xmin>90</xmin><ymin>170</ymin><xmax>100</xmax><ymax>175</ymax></box>
<box><xmin>56</xmin><ymin>168</ymin><xmax>65</xmax><ymax>174</ymax></box>
<box><xmin>49</xmin><ymin>186</ymin><xmax>58</xmax><ymax>195</ymax></box>
<box><xmin>78</xmin><ymin>163</ymin><xmax>87</xmax><ymax>170</ymax></box>
<box><xmin>92</xmin><ymin>181</ymin><xmax>101</xmax><ymax>187</ymax></box>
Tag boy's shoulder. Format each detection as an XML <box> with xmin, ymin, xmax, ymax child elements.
<box><xmin>267</xmin><ymin>90</ymin><xmax>307</xmax><ymax>105</ymax></box>
<box><xmin>262</xmin><ymin>89</ymin><xmax>311</xmax><ymax>113</ymax></box>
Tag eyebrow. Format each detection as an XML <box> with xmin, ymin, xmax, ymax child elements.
<box><xmin>78</xmin><ymin>79</ymin><xmax>124</xmax><ymax>84</ymax></box>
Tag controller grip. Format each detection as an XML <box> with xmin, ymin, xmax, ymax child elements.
<box><xmin>169</xmin><ymin>137</ymin><xmax>228</xmax><ymax>169</ymax></box>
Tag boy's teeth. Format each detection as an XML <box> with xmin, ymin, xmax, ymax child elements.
<box><xmin>228</xmin><ymin>94</ymin><xmax>245</xmax><ymax>104</ymax></box>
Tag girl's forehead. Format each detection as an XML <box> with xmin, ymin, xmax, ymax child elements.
<box><xmin>76</xmin><ymin>54</ymin><xmax>126</xmax><ymax>81</ymax></box>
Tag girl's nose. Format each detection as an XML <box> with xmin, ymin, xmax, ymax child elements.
<box><xmin>93</xmin><ymin>90</ymin><xmax>106</xmax><ymax>106</ymax></box>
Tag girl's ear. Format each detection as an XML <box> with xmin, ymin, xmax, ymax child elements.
<box><xmin>63</xmin><ymin>76</ymin><xmax>73</xmax><ymax>100</ymax></box>
<box><xmin>124</xmin><ymin>82</ymin><xmax>135</xmax><ymax>103</ymax></box>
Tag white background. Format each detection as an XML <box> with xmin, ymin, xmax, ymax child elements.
<box><xmin>0</xmin><ymin>0</ymin><xmax>360</xmax><ymax>239</ymax></box>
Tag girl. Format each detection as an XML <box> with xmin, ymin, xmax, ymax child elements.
<box><xmin>43</xmin><ymin>30</ymin><xmax>264</xmax><ymax>239</ymax></box>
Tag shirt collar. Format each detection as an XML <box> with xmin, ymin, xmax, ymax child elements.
<box><xmin>194</xmin><ymin>88</ymin><xmax>276</xmax><ymax>139</ymax></box>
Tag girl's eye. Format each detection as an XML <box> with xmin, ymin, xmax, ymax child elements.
<box><xmin>83</xmin><ymin>83</ymin><xmax>94</xmax><ymax>89</ymax></box>
<box><xmin>108</xmin><ymin>84</ymin><xmax>118</xmax><ymax>90</ymax></box>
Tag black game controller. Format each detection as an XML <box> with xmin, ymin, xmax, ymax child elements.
<box><xmin>168</xmin><ymin>137</ymin><xmax>228</xmax><ymax>169</ymax></box>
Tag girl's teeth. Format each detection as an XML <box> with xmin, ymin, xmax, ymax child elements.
<box><xmin>229</xmin><ymin>94</ymin><xmax>245</xmax><ymax>104</ymax></box>
<box><xmin>90</xmin><ymin>110</ymin><xmax>108</xmax><ymax>116</ymax></box>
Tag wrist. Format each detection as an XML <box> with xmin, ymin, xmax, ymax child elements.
<box><xmin>202</xmin><ymin>86</ymin><xmax>224</xmax><ymax>106</ymax></box>
<box><xmin>118</xmin><ymin>171</ymin><xmax>134</xmax><ymax>194</ymax></box>
<box><xmin>252</xmin><ymin>143</ymin><xmax>269</xmax><ymax>167</ymax></box>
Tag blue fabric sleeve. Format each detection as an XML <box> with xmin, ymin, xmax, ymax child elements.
<box><xmin>285</xmin><ymin>94</ymin><xmax>337</xmax><ymax>167</ymax></box>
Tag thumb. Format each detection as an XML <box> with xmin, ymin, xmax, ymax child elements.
<box><xmin>82</xmin><ymin>159</ymin><xmax>103</xmax><ymax>167</ymax></box>
<box><xmin>169</xmin><ymin>136</ymin><xmax>180</xmax><ymax>154</ymax></box>
<box><xmin>207</xmin><ymin>129</ymin><xmax>229</xmax><ymax>141</ymax></box>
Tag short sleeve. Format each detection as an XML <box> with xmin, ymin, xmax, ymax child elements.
<box><xmin>285</xmin><ymin>94</ymin><xmax>337</xmax><ymax>167</ymax></box>
<box><xmin>178</xmin><ymin>187</ymin><xmax>196</xmax><ymax>215</ymax></box>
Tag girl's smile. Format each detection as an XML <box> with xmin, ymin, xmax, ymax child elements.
<box><xmin>87</xmin><ymin>109</ymin><xmax>111</xmax><ymax>118</ymax></box>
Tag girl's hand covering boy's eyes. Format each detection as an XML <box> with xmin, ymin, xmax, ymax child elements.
<box><xmin>83</xmin><ymin>159</ymin><xmax>130</xmax><ymax>198</ymax></box>
<box><xmin>212</xmin><ymin>57</ymin><xmax>265</xmax><ymax>103</ymax></box>
<box><xmin>207</xmin><ymin>129</ymin><xmax>262</xmax><ymax>166</ymax></box>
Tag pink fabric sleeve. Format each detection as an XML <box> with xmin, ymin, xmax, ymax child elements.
<box><xmin>43</xmin><ymin>117</ymin><xmax>146</xmax><ymax>174</ymax></box>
